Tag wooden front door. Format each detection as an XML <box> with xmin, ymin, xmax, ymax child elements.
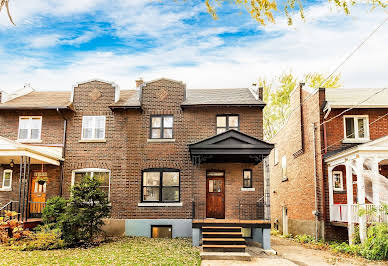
<box><xmin>206</xmin><ymin>173</ymin><xmax>225</xmax><ymax>219</ymax></box>
<box><xmin>29</xmin><ymin>175</ymin><xmax>47</xmax><ymax>216</ymax></box>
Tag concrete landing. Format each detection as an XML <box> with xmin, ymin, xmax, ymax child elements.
<box><xmin>200</xmin><ymin>252</ymin><xmax>251</xmax><ymax>261</ymax></box>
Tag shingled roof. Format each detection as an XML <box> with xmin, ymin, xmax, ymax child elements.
<box><xmin>0</xmin><ymin>91</ymin><xmax>73</xmax><ymax>110</ymax></box>
<box><xmin>325</xmin><ymin>87</ymin><xmax>388</xmax><ymax>108</ymax></box>
<box><xmin>109</xmin><ymin>90</ymin><xmax>140</xmax><ymax>108</ymax></box>
<box><xmin>182</xmin><ymin>88</ymin><xmax>265</xmax><ymax>107</ymax></box>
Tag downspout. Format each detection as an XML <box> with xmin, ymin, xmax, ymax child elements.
<box><xmin>323</xmin><ymin>103</ymin><xmax>331</xmax><ymax>154</ymax></box>
<box><xmin>312</xmin><ymin>122</ymin><xmax>319</xmax><ymax>241</ymax></box>
<box><xmin>56</xmin><ymin>108</ymin><xmax>67</xmax><ymax>197</ymax></box>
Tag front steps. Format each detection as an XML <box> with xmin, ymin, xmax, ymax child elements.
<box><xmin>202</xmin><ymin>226</ymin><xmax>247</xmax><ymax>253</ymax></box>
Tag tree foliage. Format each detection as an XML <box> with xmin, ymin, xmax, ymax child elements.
<box><xmin>0</xmin><ymin>0</ymin><xmax>15</xmax><ymax>25</ymax></box>
<box><xmin>262</xmin><ymin>72</ymin><xmax>342</xmax><ymax>140</ymax></box>
<box><xmin>204</xmin><ymin>0</ymin><xmax>386</xmax><ymax>25</ymax></box>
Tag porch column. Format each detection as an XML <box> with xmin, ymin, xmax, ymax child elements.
<box><xmin>371</xmin><ymin>158</ymin><xmax>380</xmax><ymax>205</ymax></box>
<box><xmin>327</xmin><ymin>165</ymin><xmax>334</xmax><ymax>221</ymax></box>
<box><xmin>356</xmin><ymin>158</ymin><xmax>366</xmax><ymax>244</ymax></box>
<box><xmin>345</xmin><ymin>161</ymin><xmax>354</xmax><ymax>245</ymax></box>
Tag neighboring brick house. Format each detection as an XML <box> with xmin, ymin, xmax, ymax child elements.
<box><xmin>269</xmin><ymin>85</ymin><xmax>388</xmax><ymax>243</ymax></box>
<box><xmin>0</xmin><ymin>78</ymin><xmax>273</xmax><ymax>250</ymax></box>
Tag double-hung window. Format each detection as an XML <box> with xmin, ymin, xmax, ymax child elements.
<box><xmin>281</xmin><ymin>155</ymin><xmax>287</xmax><ymax>181</ymax></box>
<box><xmin>18</xmin><ymin>116</ymin><xmax>42</xmax><ymax>141</ymax></box>
<box><xmin>142</xmin><ymin>169</ymin><xmax>180</xmax><ymax>202</ymax></box>
<box><xmin>150</xmin><ymin>115</ymin><xmax>173</xmax><ymax>139</ymax></box>
<box><xmin>72</xmin><ymin>169</ymin><xmax>110</xmax><ymax>198</ymax></box>
<box><xmin>216</xmin><ymin>115</ymin><xmax>239</xmax><ymax>134</ymax></box>
<box><xmin>1</xmin><ymin>170</ymin><xmax>12</xmax><ymax>191</ymax></box>
<box><xmin>243</xmin><ymin>169</ymin><xmax>252</xmax><ymax>188</ymax></box>
<box><xmin>343</xmin><ymin>115</ymin><xmax>369</xmax><ymax>142</ymax></box>
<box><xmin>81</xmin><ymin>116</ymin><xmax>106</xmax><ymax>140</ymax></box>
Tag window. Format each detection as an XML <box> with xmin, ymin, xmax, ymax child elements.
<box><xmin>72</xmin><ymin>169</ymin><xmax>110</xmax><ymax>198</ymax></box>
<box><xmin>243</xmin><ymin>169</ymin><xmax>252</xmax><ymax>188</ymax></box>
<box><xmin>150</xmin><ymin>115</ymin><xmax>173</xmax><ymax>139</ymax></box>
<box><xmin>216</xmin><ymin>115</ymin><xmax>239</xmax><ymax>134</ymax></box>
<box><xmin>18</xmin><ymin>116</ymin><xmax>42</xmax><ymax>141</ymax></box>
<box><xmin>81</xmin><ymin>116</ymin><xmax>106</xmax><ymax>140</ymax></box>
<box><xmin>142</xmin><ymin>169</ymin><xmax>180</xmax><ymax>202</ymax></box>
<box><xmin>343</xmin><ymin>115</ymin><xmax>369</xmax><ymax>141</ymax></box>
<box><xmin>151</xmin><ymin>225</ymin><xmax>172</xmax><ymax>238</ymax></box>
<box><xmin>333</xmin><ymin>171</ymin><xmax>344</xmax><ymax>191</ymax></box>
<box><xmin>274</xmin><ymin>148</ymin><xmax>279</xmax><ymax>165</ymax></box>
<box><xmin>281</xmin><ymin>156</ymin><xmax>287</xmax><ymax>181</ymax></box>
<box><xmin>1</xmin><ymin>170</ymin><xmax>12</xmax><ymax>190</ymax></box>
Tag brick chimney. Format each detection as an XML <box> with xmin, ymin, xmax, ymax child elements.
<box><xmin>136</xmin><ymin>78</ymin><xmax>144</xmax><ymax>88</ymax></box>
<box><xmin>257</xmin><ymin>87</ymin><xmax>263</xmax><ymax>101</ymax></box>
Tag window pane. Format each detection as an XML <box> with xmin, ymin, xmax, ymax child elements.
<box><xmin>143</xmin><ymin>172</ymin><xmax>160</xmax><ymax>186</ymax></box>
<box><xmin>152</xmin><ymin>129</ymin><xmax>161</xmax><ymax>138</ymax></box>
<box><xmin>83</xmin><ymin>128</ymin><xmax>93</xmax><ymax>139</ymax></box>
<box><xmin>217</xmin><ymin>116</ymin><xmax>226</xmax><ymax>127</ymax></box>
<box><xmin>229</xmin><ymin>127</ymin><xmax>239</xmax><ymax>131</ymax></box>
<box><xmin>358</xmin><ymin>118</ymin><xmax>365</xmax><ymax>138</ymax></box>
<box><xmin>243</xmin><ymin>179</ymin><xmax>251</xmax><ymax>188</ymax></box>
<box><xmin>163</xmin><ymin>129</ymin><xmax>173</xmax><ymax>139</ymax></box>
<box><xmin>74</xmin><ymin>172</ymin><xmax>88</xmax><ymax>185</ymax></box>
<box><xmin>229</xmin><ymin>116</ymin><xmax>239</xmax><ymax>127</ymax></box>
<box><xmin>345</xmin><ymin>118</ymin><xmax>355</xmax><ymax>138</ymax></box>
<box><xmin>30</xmin><ymin>118</ymin><xmax>41</xmax><ymax>129</ymax></box>
<box><xmin>19</xmin><ymin>118</ymin><xmax>29</xmax><ymax>129</ymax></box>
<box><xmin>95</xmin><ymin>128</ymin><xmax>105</xmax><ymax>139</ymax></box>
<box><xmin>152</xmin><ymin>117</ymin><xmax>161</xmax><ymax>128</ymax></box>
<box><xmin>95</xmin><ymin>116</ymin><xmax>105</xmax><ymax>128</ymax></box>
<box><xmin>143</xmin><ymin>187</ymin><xmax>159</xmax><ymax>201</ymax></box>
<box><xmin>94</xmin><ymin>172</ymin><xmax>109</xmax><ymax>186</ymax></box>
<box><xmin>209</xmin><ymin>180</ymin><xmax>214</xmax><ymax>192</ymax></box>
<box><xmin>163</xmin><ymin>116</ymin><xmax>173</xmax><ymax>128</ymax></box>
<box><xmin>217</xmin><ymin>128</ymin><xmax>226</xmax><ymax>134</ymax></box>
<box><xmin>31</xmin><ymin>129</ymin><xmax>40</xmax><ymax>139</ymax></box>
<box><xmin>162</xmin><ymin>187</ymin><xmax>179</xmax><ymax>201</ymax></box>
<box><xmin>83</xmin><ymin>117</ymin><xmax>93</xmax><ymax>128</ymax></box>
<box><xmin>163</xmin><ymin>172</ymin><xmax>179</xmax><ymax>186</ymax></box>
<box><xmin>3</xmin><ymin>172</ymin><xmax>11</xmax><ymax>187</ymax></box>
<box><xmin>100</xmin><ymin>186</ymin><xmax>110</xmax><ymax>196</ymax></box>
<box><xmin>19</xmin><ymin>129</ymin><xmax>29</xmax><ymax>139</ymax></box>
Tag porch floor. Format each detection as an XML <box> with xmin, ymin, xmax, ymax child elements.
<box><xmin>193</xmin><ymin>219</ymin><xmax>271</xmax><ymax>228</ymax></box>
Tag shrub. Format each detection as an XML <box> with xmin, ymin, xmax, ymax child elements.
<box><xmin>61</xmin><ymin>174</ymin><xmax>110</xmax><ymax>246</ymax></box>
<box><xmin>329</xmin><ymin>242</ymin><xmax>361</xmax><ymax>256</ymax></box>
<box><xmin>10</xmin><ymin>228</ymin><xmax>64</xmax><ymax>251</ymax></box>
<box><xmin>295</xmin><ymin>234</ymin><xmax>315</xmax><ymax>244</ymax></box>
<box><xmin>360</xmin><ymin>223</ymin><xmax>388</xmax><ymax>260</ymax></box>
<box><xmin>41</xmin><ymin>196</ymin><xmax>67</xmax><ymax>229</ymax></box>
<box><xmin>0</xmin><ymin>211</ymin><xmax>31</xmax><ymax>244</ymax></box>
<box><xmin>271</xmin><ymin>229</ymin><xmax>280</xmax><ymax>236</ymax></box>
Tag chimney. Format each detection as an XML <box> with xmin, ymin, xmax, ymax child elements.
<box><xmin>257</xmin><ymin>86</ymin><xmax>263</xmax><ymax>101</ymax></box>
<box><xmin>136</xmin><ymin>78</ymin><xmax>144</xmax><ymax>88</ymax></box>
<box><xmin>0</xmin><ymin>91</ymin><xmax>2</xmax><ymax>103</ymax></box>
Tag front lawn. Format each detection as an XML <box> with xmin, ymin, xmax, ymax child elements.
<box><xmin>0</xmin><ymin>237</ymin><xmax>201</xmax><ymax>265</ymax></box>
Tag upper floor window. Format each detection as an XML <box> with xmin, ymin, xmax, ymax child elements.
<box><xmin>82</xmin><ymin>116</ymin><xmax>106</xmax><ymax>140</ymax></box>
<box><xmin>281</xmin><ymin>155</ymin><xmax>287</xmax><ymax>181</ymax></box>
<box><xmin>18</xmin><ymin>116</ymin><xmax>42</xmax><ymax>141</ymax></box>
<box><xmin>150</xmin><ymin>115</ymin><xmax>173</xmax><ymax>139</ymax></box>
<box><xmin>243</xmin><ymin>169</ymin><xmax>252</xmax><ymax>188</ymax></box>
<box><xmin>216</xmin><ymin>114</ymin><xmax>239</xmax><ymax>134</ymax></box>
<box><xmin>142</xmin><ymin>169</ymin><xmax>180</xmax><ymax>202</ymax></box>
<box><xmin>343</xmin><ymin>115</ymin><xmax>369</xmax><ymax>141</ymax></box>
<box><xmin>274</xmin><ymin>147</ymin><xmax>279</xmax><ymax>165</ymax></box>
<box><xmin>0</xmin><ymin>170</ymin><xmax>12</xmax><ymax>191</ymax></box>
<box><xmin>72</xmin><ymin>169</ymin><xmax>110</xmax><ymax>199</ymax></box>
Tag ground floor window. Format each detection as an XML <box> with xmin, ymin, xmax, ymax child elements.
<box><xmin>151</xmin><ymin>225</ymin><xmax>172</xmax><ymax>238</ymax></box>
<box><xmin>243</xmin><ymin>169</ymin><xmax>252</xmax><ymax>188</ymax></box>
<box><xmin>142</xmin><ymin>169</ymin><xmax>180</xmax><ymax>202</ymax></box>
<box><xmin>72</xmin><ymin>169</ymin><xmax>110</xmax><ymax>198</ymax></box>
<box><xmin>1</xmin><ymin>169</ymin><xmax>12</xmax><ymax>190</ymax></box>
<box><xmin>242</xmin><ymin>228</ymin><xmax>252</xmax><ymax>238</ymax></box>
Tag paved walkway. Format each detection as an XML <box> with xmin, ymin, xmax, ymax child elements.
<box><xmin>201</xmin><ymin>236</ymin><xmax>387</xmax><ymax>266</ymax></box>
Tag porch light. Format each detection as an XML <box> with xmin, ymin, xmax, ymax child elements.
<box><xmin>10</xmin><ymin>159</ymin><xmax>14</xmax><ymax>168</ymax></box>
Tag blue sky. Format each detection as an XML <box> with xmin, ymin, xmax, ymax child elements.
<box><xmin>0</xmin><ymin>0</ymin><xmax>387</xmax><ymax>92</ymax></box>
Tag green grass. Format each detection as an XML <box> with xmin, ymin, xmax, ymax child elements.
<box><xmin>0</xmin><ymin>237</ymin><xmax>201</xmax><ymax>265</ymax></box>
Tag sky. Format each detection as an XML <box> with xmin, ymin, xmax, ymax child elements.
<box><xmin>0</xmin><ymin>0</ymin><xmax>387</xmax><ymax>92</ymax></box>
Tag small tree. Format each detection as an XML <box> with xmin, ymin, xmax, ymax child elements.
<box><xmin>41</xmin><ymin>196</ymin><xmax>67</xmax><ymax>229</ymax></box>
<box><xmin>61</xmin><ymin>174</ymin><xmax>110</xmax><ymax>246</ymax></box>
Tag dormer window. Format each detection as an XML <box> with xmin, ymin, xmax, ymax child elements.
<box><xmin>150</xmin><ymin>115</ymin><xmax>173</xmax><ymax>139</ymax></box>
<box><xmin>343</xmin><ymin>115</ymin><xmax>369</xmax><ymax>142</ymax></box>
<box><xmin>216</xmin><ymin>115</ymin><xmax>239</xmax><ymax>134</ymax></box>
<box><xmin>81</xmin><ymin>116</ymin><xmax>106</xmax><ymax>140</ymax></box>
<box><xmin>18</xmin><ymin>116</ymin><xmax>42</xmax><ymax>142</ymax></box>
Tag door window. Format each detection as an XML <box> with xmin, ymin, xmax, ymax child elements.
<box><xmin>209</xmin><ymin>180</ymin><xmax>222</xmax><ymax>192</ymax></box>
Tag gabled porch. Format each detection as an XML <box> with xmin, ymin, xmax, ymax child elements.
<box><xmin>325</xmin><ymin>135</ymin><xmax>388</xmax><ymax>243</ymax></box>
<box><xmin>189</xmin><ymin>130</ymin><xmax>273</xmax><ymax>251</ymax></box>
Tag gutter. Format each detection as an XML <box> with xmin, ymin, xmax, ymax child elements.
<box><xmin>56</xmin><ymin>108</ymin><xmax>67</xmax><ymax>197</ymax></box>
<box><xmin>181</xmin><ymin>103</ymin><xmax>266</xmax><ymax>108</ymax></box>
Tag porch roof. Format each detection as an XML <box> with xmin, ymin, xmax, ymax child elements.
<box><xmin>0</xmin><ymin>137</ymin><xmax>63</xmax><ymax>166</ymax></box>
<box><xmin>189</xmin><ymin>130</ymin><xmax>273</xmax><ymax>164</ymax></box>
<box><xmin>324</xmin><ymin>135</ymin><xmax>388</xmax><ymax>166</ymax></box>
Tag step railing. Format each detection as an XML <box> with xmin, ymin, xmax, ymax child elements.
<box><xmin>0</xmin><ymin>201</ymin><xmax>19</xmax><ymax>220</ymax></box>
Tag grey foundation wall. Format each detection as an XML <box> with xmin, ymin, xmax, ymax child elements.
<box><xmin>125</xmin><ymin>219</ymin><xmax>192</xmax><ymax>238</ymax></box>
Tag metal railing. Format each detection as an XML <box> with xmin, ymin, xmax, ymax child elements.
<box><xmin>0</xmin><ymin>201</ymin><xmax>19</xmax><ymax>220</ymax></box>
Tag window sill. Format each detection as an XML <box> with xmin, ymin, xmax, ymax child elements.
<box><xmin>78</xmin><ymin>139</ymin><xmax>107</xmax><ymax>143</ymax></box>
<box><xmin>147</xmin><ymin>139</ymin><xmax>175</xmax><ymax>143</ymax></box>
<box><xmin>138</xmin><ymin>202</ymin><xmax>183</xmax><ymax>207</ymax></box>
<box><xmin>342</xmin><ymin>138</ymin><xmax>369</xmax><ymax>144</ymax></box>
<box><xmin>281</xmin><ymin>178</ymin><xmax>288</xmax><ymax>182</ymax></box>
<box><xmin>17</xmin><ymin>139</ymin><xmax>42</xmax><ymax>143</ymax></box>
<box><xmin>241</xmin><ymin>187</ymin><xmax>255</xmax><ymax>192</ymax></box>
<box><xmin>0</xmin><ymin>188</ymin><xmax>12</xmax><ymax>192</ymax></box>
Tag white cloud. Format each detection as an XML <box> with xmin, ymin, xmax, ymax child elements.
<box><xmin>28</xmin><ymin>34</ymin><xmax>61</xmax><ymax>48</ymax></box>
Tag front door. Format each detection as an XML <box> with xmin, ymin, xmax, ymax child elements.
<box><xmin>29</xmin><ymin>175</ymin><xmax>47</xmax><ymax>217</ymax></box>
<box><xmin>206</xmin><ymin>172</ymin><xmax>225</xmax><ymax>219</ymax></box>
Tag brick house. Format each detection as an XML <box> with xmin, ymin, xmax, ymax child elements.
<box><xmin>0</xmin><ymin>78</ymin><xmax>273</xmax><ymax>250</ymax></box>
<box><xmin>269</xmin><ymin>85</ymin><xmax>388</xmax><ymax>243</ymax></box>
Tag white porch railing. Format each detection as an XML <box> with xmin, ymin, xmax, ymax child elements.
<box><xmin>330</xmin><ymin>204</ymin><xmax>388</xmax><ymax>223</ymax></box>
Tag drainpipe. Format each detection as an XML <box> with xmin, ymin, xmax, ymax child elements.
<box><xmin>312</xmin><ymin>123</ymin><xmax>319</xmax><ymax>241</ymax></box>
<box><xmin>56</xmin><ymin>108</ymin><xmax>67</xmax><ymax>197</ymax></box>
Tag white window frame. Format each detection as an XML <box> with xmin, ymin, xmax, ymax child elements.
<box><xmin>332</xmin><ymin>171</ymin><xmax>344</xmax><ymax>191</ymax></box>
<box><xmin>0</xmin><ymin>169</ymin><xmax>12</xmax><ymax>191</ymax></box>
<box><xmin>274</xmin><ymin>148</ymin><xmax>279</xmax><ymax>165</ymax></box>
<box><xmin>81</xmin><ymin>116</ymin><xmax>106</xmax><ymax>140</ymax></box>
<box><xmin>281</xmin><ymin>155</ymin><xmax>287</xmax><ymax>181</ymax></box>
<box><xmin>71</xmin><ymin>168</ymin><xmax>111</xmax><ymax>199</ymax></box>
<box><xmin>343</xmin><ymin>115</ymin><xmax>369</xmax><ymax>142</ymax></box>
<box><xmin>17</xmin><ymin>116</ymin><xmax>42</xmax><ymax>142</ymax></box>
